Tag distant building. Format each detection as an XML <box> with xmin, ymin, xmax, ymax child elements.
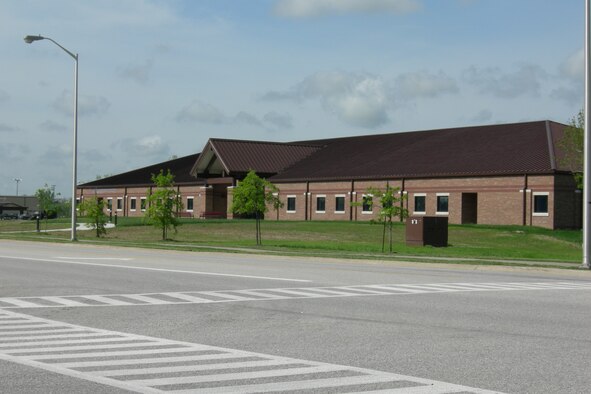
<box><xmin>77</xmin><ymin>120</ymin><xmax>582</xmax><ymax>229</ymax></box>
<box><xmin>0</xmin><ymin>195</ymin><xmax>39</xmax><ymax>215</ymax></box>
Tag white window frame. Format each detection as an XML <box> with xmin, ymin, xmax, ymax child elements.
<box><xmin>129</xmin><ymin>197</ymin><xmax>137</xmax><ymax>212</ymax></box>
<box><xmin>116</xmin><ymin>197</ymin><xmax>123</xmax><ymax>212</ymax></box>
<box><xmin>362</xmin><ymin>194</ymin><xmax>373</xmax><ymax>214</ymax></box>
<box><xmin>286</xmin><ymin>195</ymin><xmax>296</xmax><ymax>213</ymax></box>
<box><xmin>315</xmin><ymin>195</ymin><xmax>326</xmax><ymax>214</ymax></box>
<box><xmin>532</xmin><ymin>192</ymin><xmax>549</xmax><ymax>217</ymax></box>
<box><xmin>140</xmin><ymin>197</ymin><xmax>147</xmax><ymax>212</ymax></box>
<box><xmin>436</xmin><ymin>193</ymin><xmax>449</xmax><ymax>215</ymax></box>
<box><xmin>413</xmin><ymin>193</ymin><xmax>426</xmax><ymax>215</ymax></box>
<box><xmin>334</xmin><ymin>194</ymin><xmax>346</xmax><ymax>214</ymax></box>
<box><xmin>107</xmin><ymin>198</ymin><xmax>113</xmax><ymax>212</ymax></box>
<box><xmin>186</xmin><ymin>196</ymin><xmax>194</xmax><ymax>212</ymax></box>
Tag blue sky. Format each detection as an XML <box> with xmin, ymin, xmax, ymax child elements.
<box><xmin>0</xmin><ymin>0</ymin><xmax>584</xmax><ymax>197</ymax></box>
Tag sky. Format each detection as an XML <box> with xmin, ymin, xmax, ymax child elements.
<box><xmin>0</xmin><ymin>0</ymin><xmax>585</xmax><ymax>197</ymax></box>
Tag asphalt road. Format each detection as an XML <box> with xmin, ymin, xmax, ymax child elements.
<box><xmin>0</xmin><ymin>239</ymin><xmax>590</xmax><ymax>393</ymax></box>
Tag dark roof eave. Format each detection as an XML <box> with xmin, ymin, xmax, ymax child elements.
<box><xmin>270</xmin><ymin>169</ymin><xmax>563</xmax><ymax>183</ymax></box>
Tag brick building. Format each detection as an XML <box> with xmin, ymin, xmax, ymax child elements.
<box><xmin>77</xmin><ymin>120</ymin><xmax>582</xmax><ymax>229</ymax></box>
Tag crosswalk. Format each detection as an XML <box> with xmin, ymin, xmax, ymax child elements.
<box><xmin>0</xmin><ymin>309</ymin><xmax>503</xmax><ymax>393</ymax></box>
<box><xmin>0</xmin><ymin>281</ymin><xmax>590</xmax><ymax>309</ymax></box>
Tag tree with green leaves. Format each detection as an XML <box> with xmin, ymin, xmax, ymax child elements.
<box><xmin>35</xmin><ymin>184</ymin><xmax>60</xmax><ymax>221</ymax></box>
<box><xmin>78</xmin><ymin>196</ymin><xmax>108</xmax><ymax>237</ymax></box>
<box><xmin>145</xmin><ymin>170</ymin><xmax>183</xmax><ymax>240</ymax></box>
<box><xmin>364</xmin><ymin>183</ymin><xmax>408</xmax><ymax>253</ymax></box>
<box><xmin>231</xmin><ymin>170</ymin><xmax>279</xmax><ymax>245</ymax></box>
<box><xmin>558</xmin><ymin>109</ymin><xmax>584</xmax><ymax>189</ymax></box>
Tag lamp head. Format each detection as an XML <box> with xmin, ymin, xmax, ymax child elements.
<box><xmin>24</xmin><ymin>35</ymin><xmax>44</xmax><ymax>44</ymax></box>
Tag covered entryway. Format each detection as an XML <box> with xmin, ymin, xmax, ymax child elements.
<box><xmin>461</xmin><ymin>193</ymin><xmax>478</xmax><ymax>224</ymax></box>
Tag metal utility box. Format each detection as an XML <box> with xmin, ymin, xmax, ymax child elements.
<box><xmin>406</xmin><ymin>216</ymin><xmax>448</xmax><ymax>247</ymax></box>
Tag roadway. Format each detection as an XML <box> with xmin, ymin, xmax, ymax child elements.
<box><xmin>0</xmin><ymin>239</ymin><xmax>590</xmax><ymax>393</ymax></box>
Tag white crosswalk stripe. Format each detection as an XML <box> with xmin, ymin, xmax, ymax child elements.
<box><xmin>0</xmin><ymin>281</ymin><xmax>589</xmax><ymax>310</ymax></box>
<box><xmin>0</xmin><ymin>309</ymin><xmax>502</xmax><ymax>393</ymax></box>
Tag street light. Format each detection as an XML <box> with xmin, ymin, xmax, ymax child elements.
<box><xmin>24</xmin><ymin>35</ymin><xmax>78</xmax><ymax>241</ymax></box>
<box><xmin>14</xmin><ymin>178</ymin><xmax>22</xmax><ymax>196</ymax></box>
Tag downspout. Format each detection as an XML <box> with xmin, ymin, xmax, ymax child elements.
<box><xmin>124</xmin><ymin>187</ymin><xmax>127</xmax><ymax>217</ymax></box>
<box><xmin>522</xmin><ymin>174</ymin><xmax>528</xmax><ymax>226</ymax></box>
<box><xmin>400</xmin><ymin>178</ymin><xmax>405</xmax><ymax>222</ymax></box>
<box><xmin>349</xmin><ymin>180</ymin><xmax>355</xmax><ymax>221</ymax></box>
<box><xmin>305</xmin><ymin>181</ymin><xmax>309</xmax><ymax>221</ymax></box>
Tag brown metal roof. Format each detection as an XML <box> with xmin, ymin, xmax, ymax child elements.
<box><xmin>271</xmin><ymin>120</ymin><xmax>568</xmax><ymax>182</ymax></box>
<box><xmin>191</xmin><ymin>139</ymin><xmax>321</xmax><ymax>177</ymax></box>
<box><xmin>79</xmin><ymin>153</ymin><xmax>203</xmax><ymax>188</ymax></box>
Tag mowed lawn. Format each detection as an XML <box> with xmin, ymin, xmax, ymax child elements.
<box><xmin>0</xmin><ymin>217</ymin><xmax>581</xmax><ymax>264</ymax></box>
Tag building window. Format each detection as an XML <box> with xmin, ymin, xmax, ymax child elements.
<box><xmin>335</xmin><ymin>195</ymin><xmax>346</xmax><ymax>213</ymax></box>
<box><xmin>316</xmin><ymin>196</ymin><xmax>326</xmax><ymax>213</ymax></box>
<box><xmin>287</xmin><ymin>196</ymin><xmax>296</xmax><ymax>213</ymax></box>
<box><xmin>436</xmin><ymin>194</ymin><xmax>449</xmax><ymax>214</ymax></box>
<box><xmin>116</xmin><ymin>197</ymin><xmax>123</xmax><ymax>211</ymax></box>
<box><xmin>362</xmin><ymin>195</ymin><xmax>373</xmax><ymax>213</ymax></box>
<box><xmin>186</xmin><ymin>197</ymin><xmax>194</xmax><ymax>212</ymax></box>
<box><xmin>533</xmin><ymin>192</ymin><xmax>549</xmax><ymax>216</ymax></box>
<box><xmin>414</xmin><ymin>194</ymin><xmax>426</xmax><ymax>214</ymax></box>
<box><xmin>130</xmin><ymin>197</ymin><xmax>137</xmax><ymax>211</ymax></box>
<box><xmin>107</xmin><ymin>198</ymin><xmax>113</xmax><ymax>212</ymax></box>
<box><xmin>140</xmin><ymin>197</ymin><xmax>146</xmax><ymax>211</ymax></box>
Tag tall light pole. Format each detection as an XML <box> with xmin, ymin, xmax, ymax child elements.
<box><xmin>24</xmin><ymin>35</ymin><xmax>78</xmax><ymax>241</ymax></box>
<box><xmin>584</xmin><ymin>1</ymin><xmax>591</xmax><ymax>269</ymax></box>
<box><xmin>13</xmin><ymin>178</ymin><xmax>21</xmax><ymax>196</ymax></box>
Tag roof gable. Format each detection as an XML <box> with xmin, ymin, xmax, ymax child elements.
<box><xmin>191</xmin><ymin>138</ymin><xmax>322</xmax><ymax>178</ymax></box>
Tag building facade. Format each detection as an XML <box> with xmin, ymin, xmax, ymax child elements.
<box><xmin>77</xmin><ymin>120</ymin><xmax>582</xmax><ymax>229</ymax></box>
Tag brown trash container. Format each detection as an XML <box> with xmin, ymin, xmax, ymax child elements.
<box><xmin>406</xmin><ymin>216</ymin><xmax>448</xmax><ymax>247</ymax></box>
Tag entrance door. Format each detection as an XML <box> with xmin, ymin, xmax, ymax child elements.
<box><xmin>461</xmin><ymin>193</ymin><xmax>477</xmax><ymax>224</ymax></box>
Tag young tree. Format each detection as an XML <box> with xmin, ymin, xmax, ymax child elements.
<box><xmin>79</xmin><ymin>197</ymin><xmax>108</xmax><ymax>238</ymax></box>
<box><xmin>558</xmin><ymin>109</ymin><xmax>584</xmax><ymax>189</ymax></box>
<box><xmin>365</xmin><ymin>183</ymin><xmax>409</xmax><ymax>253</ymax></box>
<box><xmin>145</xmin><ymin>170</ymin><xmax>183</xmax><ymax>240</ymax></box>
<box><xmin>231</xmin><ymin>170</ymin><xmax>279</xmax><ymax>245</ymax></box>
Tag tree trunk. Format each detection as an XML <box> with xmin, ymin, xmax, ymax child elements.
<box><xmin>381</xmin><ymin>221</ymin><xmax>386</xmax><ymax>253</ymax></box>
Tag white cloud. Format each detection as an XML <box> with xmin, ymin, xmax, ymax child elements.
<box><xmin>0</xmin><ymin>89</ymin><xmax>9</xmax><ymax>103</ymax></box>
<box><xmin>0</xmin><ymin>123</ymin><xmax>19</xmax><ymax>133</ymax></box>
<box><xmin>274</xmin><ymin>0</ymin><xmax>422</xmax><ymax>18</ymax></box>
<box><xmin>560</xmin><ymin>48</ymin><xmax>584</xmax><ymax>81</ymax></box>
<box><xmin>470</xmin><ymin>109</ymin><xmax>493</xmax><ymax>123</ymax></box>
<box><xmin>463</xmin><ymin>64</ymin><xmax>546</xmax><ymax>98</ymax></box>
<box><xmin>394</xmin><ymin>71</ymin><xmax>458</xmax><ymax>99</ymax></box>
<box><xmin>113</xmin><ymin>135</ymin><xmax>171</xmax><ymax>158</ymax></box>
<box><xmin>118</xmin><ymin>59</ymin><xmax>154</xmax><ymax>85</ymax></box>
<box><xmin>52</xmin><ymin>91</ymin><xmax>111</xmax><ymax>117</ymax></box>
<box><xmin>176</xmin><ymin>100</ymin><xmax>282</xmax><ymax>130</ymax></box>
<box><xmin>263</xmin><ymin>111</ymin><xmax>293</xmax><ymax>129</ymax></box>
<box><xmin>263</xmin><ymin>71</ymin><xmax>391</xmax><ymax>128</ymax></box>
<box><xmin>176</xmin><ymin>100</ymin><xmax>227</xmax><ymax>124</ymax></box>
<box><xmin>550</xmin><ymin>87</ymin><xmax>583</xmax><ymax>107</ymax></box>
<box><xmin>39</xmin><ymin>120</ymin><xmax>67</xmax><ymax>133</ymax></box>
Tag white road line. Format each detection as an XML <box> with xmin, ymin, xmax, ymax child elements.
<box><xmin>127</xmin><ymin>364</ymin><xmax>346</xmax><ymax>386</ymax></box>
<box><xmin>117</xmin><ymin>294</ymin><xmax>171</xmax><ymax>305</ymax></box>
<box><xmin>93</xmin><ymin>358</ymin><xmax>299</xmax><ymax>377</ymax></box>
<box><xmin>0</xmin><ymin>254</ymin><xmax>311</xmax><ymax>283</ymax></box>
<box><xmin>55</xmin><ymin>352</ymin><xmax>251</xmax><ymax>368</ymax></box>
<box><xmin>0</xmin><ymin>309</ymin><xmax>502</xmax><ymax>394</ymax></box>
<box><xmin>82</xmin><ymin>295</ymin><xmax>135</xmax><ymax>306</ymax></box>
<box><xmin>0</xmin><ymin>336</ymin><xmax>148</xmax><ymax>348</ymax></box>
<box><xmin>0</xmin><ymin>298</ymin><xmax>45</xmax><ymax>308</ymax></box>
<box><xmin>160</xmin><ymin>292</ymin><xmax>213</xmax><ymax>303</ymax></box>
<box><xmin>2</xmin><ymin>282</ymin><xmax>589</xmax><ymax>310</ymax></box>
<box><xmin>56</xmin><ymin>257</ymin><xmax>133</xmax><ymax>261</ymax></box>
<box><xmin>41</xmin><ymin>297</ymin><xmax>89</xmax><ymax>307</ymax></box>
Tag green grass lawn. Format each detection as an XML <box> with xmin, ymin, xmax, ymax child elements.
<box><xmin>0</xmin><ymin>217</ymin><xmax>582</xmax><ymax>264</ymax></box>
